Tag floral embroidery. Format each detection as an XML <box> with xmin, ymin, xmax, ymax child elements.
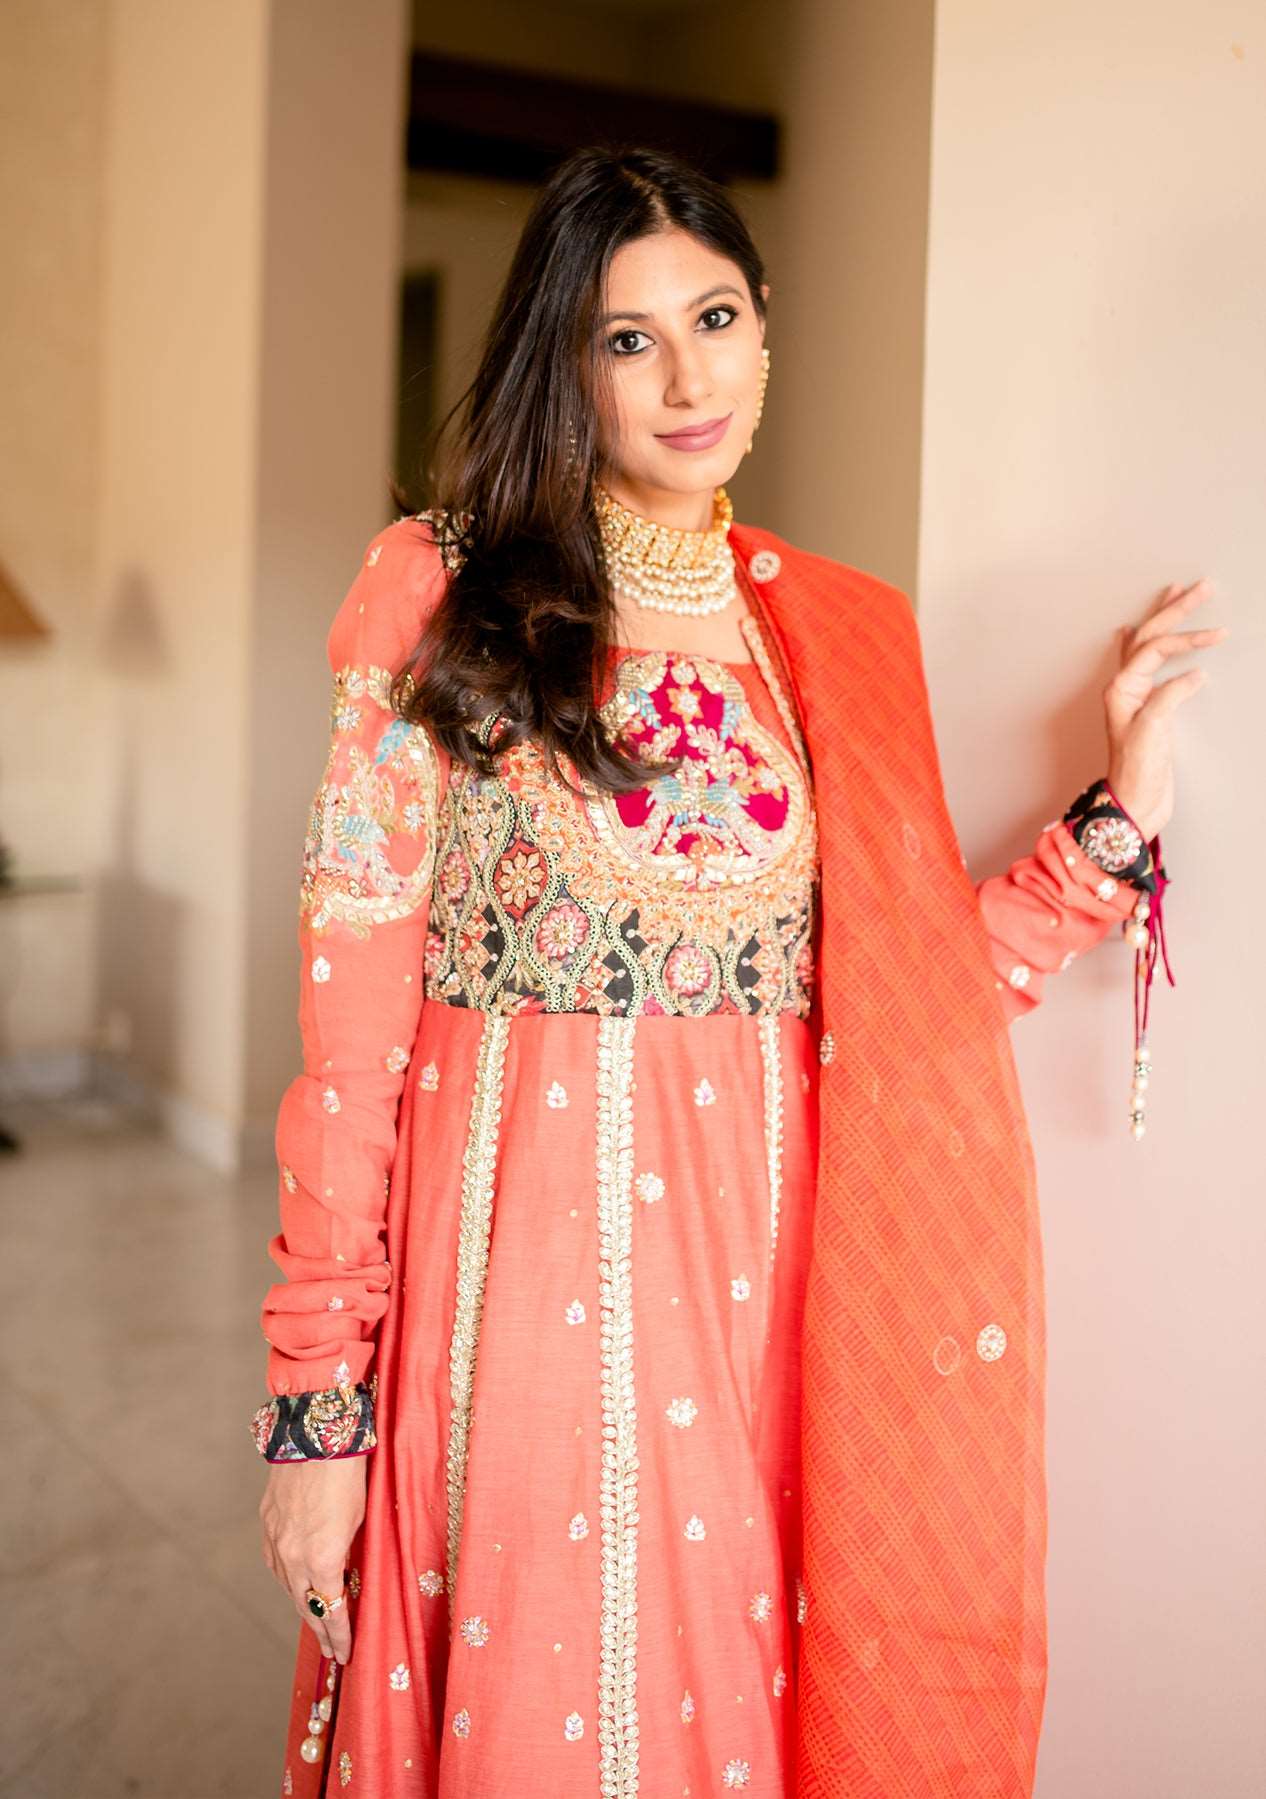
<box><xmin>418</xmin><ymin>1568</ymin><xmax>445</xmax><ymax>1596</ymax></box>
<box><xmin>684</xmin><ymin>1514</ymin><xmax>706</xmax><ymax>1540</ymax></box>
<box><xmin>635</xmin><ymin>1171</ymin><xmax>665</xmax><ymax>1203</ymax></box>
<box><xmin>389</xmin><ymin>1662</ymin><xmax>410</xmax><ymax>1690</ymax></box>
<box><xmin>545</xmin><ymin>1080</ymin><xmax>569</xmax><ymax>1108</ymax></box>
<box><xmin>748</xmin><ymin>1591</ymin><xmax>773</xmax><ymax>1622</ymax></box>
<box><xmin>384</xmin><ymin>1045</ymin><xmax>409</xmax><ymax>1073</ymax></box>
<box><xmin>665</xmin><ymin>1396</ymin><xmax>698</xmax><ymax>1428</ymax></box>
<box><xmin>681</xmin><ymin>1690</ymin><xmax>696</xmax><ymax>1723</ymax></box>
<box><xmin>459</xmin><ymin>1616</ymin><xmax>491</xmax><ymax>1646</ymax></box>
<box><xmin>281</xmin><ymin>1164</ymin><xmax>297</xmax><ymax>1192</ymax></box>
<box><xmin>565</xmin><ymin>1299</ymin><xmax>587</xmax><ymax>1325</ymax></box>
<box><xmin>282</xmin><ymin>1770</ymin><xmax>293</xmax><ymax>1794</ymax></box>
<box><xmin>772</xmin><ymin>1665</ymin><xmax>787</xmax><ymax>1697</ymax></box>
<box><xmin>338</xmin><ymin>1748</ymin><xmax>352</xmax><ymax>1786</ymax></box>
<box><xmin>694</xmin><ymin>1076</ymin><xmax>717</xmax><ymax>1106</ymax></box>
<box><xmin>301</xmin><ymin>665</ymin><xmax>440</xmax><ymax>940</ymax></box>
<box><xmin>347</xmin><ymin>1567</ymin><xmax>362</xmax><ymax>1597</ymax></box>
<box><xmin>311</xmin><ymin>955</ymin><xmax>331</xmax><ymax>983</ymax></box>
<box><xmin>321</xmin><ymin>1085</ymin><xmax>341</xmax><ymax>1114</ymax></box>
<box><xmin>423</xmin><ymin>649</ymin><xmax>817</xmax><ymax>1019</ymax></box>
<box><xmin>748</xmin><ymin>547</ymin><xmax>781</xmax><ymax>582</ymax></box>
<box><xmin>250</xmin><ymin>1372</ymin><xmax>377</xmax><ymax>1461</ymax></box>
<box><xmin>564</xmin><ymin>1711</ymin><xmax>585</xmax><ymax>1741</ymax></box>
<box><xmin>418</xmin><ymin>1060</ymin><xmax>440</xmax><ymax>1090</ymax></box>
<box><xmin>452</xmin><ymin>1708</ymin><xmax>471</xmax><ymax>1738</ymax></box>
<box><xmin>722</xmin><ymin>1758</ymin><xmax>753</xmax><ymax>1787</ymax></box>
<box><xmin>731</xmin><ymin>1275</ymin><xmax>751</xmax><ymax>1301</ymax></box>
<box><xmin>976</xmin><ymin>1322</ymin><xmax>1007</xmax><ymax>1361</ymax></box>
<box><xmin>568</xmin><ymin>1512</ymin><xmax>590</xmax><ymax>1539</ymax></box>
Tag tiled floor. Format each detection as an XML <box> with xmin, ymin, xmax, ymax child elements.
<box><xmin>1</xmin><ymin>1096</ymin><xmax>298</xmax><ymax>1797</ymax></box>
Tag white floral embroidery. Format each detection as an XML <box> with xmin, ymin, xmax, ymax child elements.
<box><xmin>418</xmin><ymin>1568</ymin><xmax>444</xmax><ymax>1596</ymax></box>
<box><xmin>338</xmin><ymin>1749</ymin><xmax>352</xmax><ymax>1787</ymax></box>
<box><xmin>635</xmin><ymin>1170</ymin><xmax>665</xmax><ymax>1203</ymax></box>
<box><xmin>748</xmin><ymin>1590</ymin><xmax>773</xmax><ymax>1622</ymax></box>
<box><xmin>564</xmin><ymin>1711</ymin><xmax>585</xmax><ymax>1741</ymax></box>
<box><xmin>333</xmin><ymin>1360</ymin><xmax>351</xmax><ymax>1384</ymax></box>
<box><xmin>722</xmin><ymin>1758</ymin><xmax>753</xmax><ymax>1788</ymax></box>
<box><xmin>389</xmin><ymin>1662</ymin><xmax>410</xmax><ymax>1690</ymax></box>
<box><xmin>681</xmin><ymin>1690</ymin><xmax>696</xmax><ymax>1723</ymax></box>
<box><xmin>459</xmin><ymin>1616</ymin><xmax>490</xmax><ymax>1647</ymax></box>
<box><xmin>281</xmin><ymin>1164</ymin><xmax>297</xmax><ymax>1192</ymax></box>
<box><xmin>748</xmin><ymin>548</ymin><xmax>781</xmax><ymax>582</ymax></box>
<box><xmin>694</xmin><ymin>1077</ymin><xmax>716</xmax><ymax>1106</ymax></box>
<box><xmin>684</xmin><ymin>1514</ymin><xmax>706</xmax><ymax>1540</ymax></box>
<box><xmin>731</xmin><ymin>1275</ymin><xmax>751</xmax><ymax>1301</ymax></box>
<box><xmin>665</xmin><ymin>1396</ymin><xmax>698</xmax><ymax>1428</ymax></box>
<box><xmin>418</xmin><ymin>1060</ymin><xmax>440</xmax><ymax>1090</ymax></box>
<box><xmin>546</xmin><ymin>1080</ymin><xmax>569</xmax><ymax>1108</ymax></box>
<box><xmin>385</xmin><ymin>1044</ymin><xmax>409</xmax><ymax>1073</ymax></box>
<box><xmin>321</xmin><ymin>1085</ymin><xmax>341</xmax><ymax>1114</ymax></box>
<box><xmin>568</xmin><ymin>1512</ymin><xmax>590</xmax><ymax>1540</ymax></box>
<box><xmin>565</xmin><ymin>1299</ymin><xmax>587</xmax><ymax>1325</ymax></box>
<box><xmin>976</xmin><ymin>1322</ymin><xmax>1007</xmax><ymax>1361</ymax></box>
<box><xmin>311</xmin><ymin>956</ymin><xmax>331</xmax><ymax>983</ymax></box>
<box><xmin>1008</xmin><ymin>963</ymin><xmax>1032</xmax><ymax>989</ymax></box>
<box><xmin>452</xmin><ymin>1708</ymin><xmax>471</xmax><ymax>1738</ymax></box>
<box><xmin>772</xmin><ymin>1664</ymin><xmax>787</xmax><ymax>1697</ymax></box>
<box><xmin>327</xmin><ymin>1295</ymin><xmax>345</xmax><ymax>1311</ymax></box>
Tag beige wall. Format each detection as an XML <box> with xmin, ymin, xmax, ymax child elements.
<box><xmin>916</xmin><ymin>8</ymin><xmax>1262</xmax><ymax>1795</ymax></box>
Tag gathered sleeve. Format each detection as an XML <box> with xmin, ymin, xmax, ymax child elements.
<box><xmin>974</xmin><ymin>806</ymin><xmax>1143</xmax><ymax>1024</ymax></box>
<box><xmin>251</xmin><ymin>519</ymin><xmax>451</xmax><ymax>1462</ymax></box>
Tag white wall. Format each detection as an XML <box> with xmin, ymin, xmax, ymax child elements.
<box><xmin>917</xmin><ymin>8</ymin><xmax>1263</xmax><ymax>1794</ymax></box>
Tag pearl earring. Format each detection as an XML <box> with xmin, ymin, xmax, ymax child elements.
<box><xmin>746</xmin><ymin>346</ymin><xmax>771</xmax><ymax>454</ymax></box>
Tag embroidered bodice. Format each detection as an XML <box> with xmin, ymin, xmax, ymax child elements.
<box><xmin>423</xmin><ymin>639</ymin><xmax>819</xmax><ymax>1018</ymax></box>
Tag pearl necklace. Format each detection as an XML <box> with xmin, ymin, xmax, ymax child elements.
<box><xmin>593</xmin><ymin>481</ymin><xmax>736</xmax><ymax>616</ymax></box>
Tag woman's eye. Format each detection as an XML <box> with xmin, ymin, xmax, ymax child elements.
<box><xmin>607</xmin><ymin>306</ymin><xmax>738</xmax><ymax>356</ymax></box>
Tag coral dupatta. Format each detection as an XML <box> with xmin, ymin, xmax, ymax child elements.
<box><xmin>731</xmin><ymin>523</ymin><xmax>1048</xmax><ymax>1798</ymax></box>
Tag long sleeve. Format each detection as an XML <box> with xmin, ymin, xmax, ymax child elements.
<box><xmin>251</xmin><ymin>518</ymin><xmax>450</xmax><ymax>1462</ymax></box>
<box><xmin>974</xmin><ymin>807</ymin><xmax>1142</xmax><ymax>1024</ymax></box>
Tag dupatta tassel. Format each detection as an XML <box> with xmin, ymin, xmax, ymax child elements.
<box><xmin>1063</xmin><ymin>777</ymin><xmax>1174</xmax><ymax>1140</ymax></box>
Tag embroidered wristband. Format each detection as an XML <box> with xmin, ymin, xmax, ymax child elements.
<box><xmin>1062</xmin><ymin>777</ymin><xmax>1175</xmax><ymax>1140</ymax></box>
<box><xmin>251</xmin><ymin>1373</ymin><xmax>378</xmax><ymax>1463</ymax></box>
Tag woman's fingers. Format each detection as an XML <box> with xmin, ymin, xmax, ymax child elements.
<box><xmin>1124</xmin><ymin>577</ymin><xmax>1220</xmax><ymax>660</ymax></box>
<box><xmin>1117</xmin><ymin>625</ymin><xmax>1229</xmax><ymax>682</ymax></box>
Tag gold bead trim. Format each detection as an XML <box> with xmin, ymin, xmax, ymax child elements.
<box><xmin>445</xmin><ymin>1011</ymin><xmax>511</xmax><ymax>1620</ymax></box>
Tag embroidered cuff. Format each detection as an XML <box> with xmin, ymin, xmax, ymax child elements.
<box><xmin>251</xmin><ymin>1373</ymin><xmax>377</xmax><ymax>1463</ymax></box>
<box><xmin>1061</xmin><ymin>777</ymin><xmax>1162</xmax><ymax>894</ymax></box>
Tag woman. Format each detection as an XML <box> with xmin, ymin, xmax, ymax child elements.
<box><xmin>253</xmin><ymin>146</ymin><xmax>1225</xmax><ymax>1798</ymax></box>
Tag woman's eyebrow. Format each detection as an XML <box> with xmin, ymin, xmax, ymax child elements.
<box><xmin>599</xmin><ymin>284</ymin><xmax>744</xmax><ymax>326</ymax></box>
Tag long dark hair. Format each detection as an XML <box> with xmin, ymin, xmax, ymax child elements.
<box><xmin>387</xmin><ymin>143</ymin><xmax>769</xmax><ymax>797</ymax></box>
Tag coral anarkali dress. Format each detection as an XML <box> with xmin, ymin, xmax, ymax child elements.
<box><xmin>254</xmin><ymin>517</ymin><xmax>1142</xmax><ymax>1798</ymax></box>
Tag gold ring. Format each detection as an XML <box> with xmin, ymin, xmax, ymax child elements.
<box><xmin>305</xmin><ymin>1585</ymin><xmax>346</xmax><ymax>1620</ymax></box>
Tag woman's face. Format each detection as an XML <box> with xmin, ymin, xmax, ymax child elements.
<box><xmin>593</xmin><ymin>226</ymin><xmax>768</xmax><ymax>515</ymax></box>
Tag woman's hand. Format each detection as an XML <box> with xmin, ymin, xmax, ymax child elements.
<box><xmin>259</xmin><ymin>1456</ymin><xmax>368</xmax><ymax>1665</ymax></box>
<box><xmin>1103</xmin><ymin>577</ymin><xmax>1230</xmax><ymax>842</ymax></box>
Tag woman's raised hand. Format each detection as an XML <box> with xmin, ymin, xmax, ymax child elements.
<box><xmin>259</xmin><ymin>1456</ymin><xmax>367</xmax><ymax>1665</ymax></box>
<box><xmin>1103</xmin><ymin>577</ymin><xmax>1230</xmax><ymax>842</ymax></box>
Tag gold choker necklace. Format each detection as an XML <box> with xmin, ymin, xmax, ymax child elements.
<box><xmin>592</xmin><ymin>481</ymin><xmax>736</xmax><ymax>616</ymax></box>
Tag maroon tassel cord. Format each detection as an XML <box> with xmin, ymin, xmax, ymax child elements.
<box><xmin>1102</xmin><ymin>784</ymin><xmax>1176</xmax><ymax>1139</ymax></box>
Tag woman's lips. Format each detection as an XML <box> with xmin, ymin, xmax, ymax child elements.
<box><xmin>654</xmin><ymin>412</ymin><xmax>732</xmax><ymax>452</ymax></box>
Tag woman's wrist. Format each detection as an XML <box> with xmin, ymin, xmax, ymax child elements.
<box><xmin>251</xmin><ymin>1372</ymin><xmax>377</xmax><ymax>1463</ymax></box>
<box><xmin>1061</xmin><ymin>776</ymin><xmax>1162</xmax><ymax>893</ymax></box>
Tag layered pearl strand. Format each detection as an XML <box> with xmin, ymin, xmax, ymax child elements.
<box><xmin>592</xmin><ymin>481</ymin><xmax>736</xmax><ymax>617</ymax></box>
